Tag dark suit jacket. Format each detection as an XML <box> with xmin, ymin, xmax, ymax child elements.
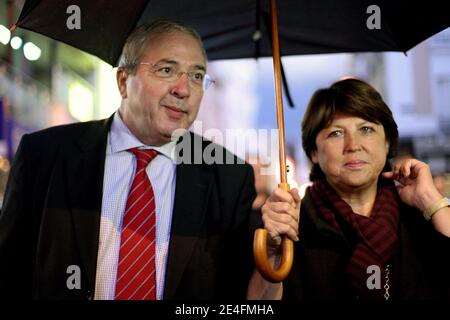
<box><xmin>0</xmin><ymin>115</ymin><xmax>257</xmax><ymax>300</ymax></box>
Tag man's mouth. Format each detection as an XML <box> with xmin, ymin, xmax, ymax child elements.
<box><xmin>163</xmin><ymin>105</ymin><xmax>187</xmax><ymax>119</ymax></box>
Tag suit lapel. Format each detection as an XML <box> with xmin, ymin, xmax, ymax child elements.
<box><xmin>163</xmin><ymin>133</ymin><xmax>212</xmax><ymax>299</ymax></box>
<box><xmin>64</xmin><ymin>116</ymin><xmax>113</xmax><ymax>292</ymax></box>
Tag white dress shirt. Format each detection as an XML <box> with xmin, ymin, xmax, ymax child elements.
<box><xmin>94</xmin><ymin>112</ymin><xmax>176</xmax><ymax>300</ymax></box>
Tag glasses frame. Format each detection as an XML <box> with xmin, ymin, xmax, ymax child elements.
<box><xmin>138</xmin><ymin>62</ymin><xmax>216</xmax><ymax>90</ymax></box>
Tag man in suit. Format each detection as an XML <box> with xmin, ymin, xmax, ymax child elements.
<box><xmin>0</xmin><ymin>19</ymin><xmax>299</xmax><ymax>299</ymax></box>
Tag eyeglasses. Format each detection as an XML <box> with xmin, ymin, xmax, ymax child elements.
<box><xmin>138</xmin><ymin>62</ymin><xmax>215</xmax><ymax>90</ymax></box>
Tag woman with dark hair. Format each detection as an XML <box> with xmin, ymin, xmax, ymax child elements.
<box><xmin>280</xmin><ymin>78</ymin><xmax>450</xmax><ymax>300</ymax></box>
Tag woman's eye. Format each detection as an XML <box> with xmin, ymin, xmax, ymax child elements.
<box><xmin>328</xmin><ymin>130</ymin><xmax>342</xmax><ymax>138</ymax></box>
<box><xmin>360</xmin><ymin>126</ymin><xmax>375</xmax><ymax>134</ymax></box>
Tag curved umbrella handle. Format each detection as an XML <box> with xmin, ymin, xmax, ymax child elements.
<box><xmin>253</xmin><ymin>229</ymin><xmax>294</xmax><ymax>283</ymax></box>
<box><xmin>253</xmin><ymin>182</ymin><xmax>294</xmax><ymax>282</ymax></box>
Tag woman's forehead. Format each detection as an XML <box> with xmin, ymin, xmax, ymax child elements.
<box><xmin>326</xmin><ymin>112</ymin><xmax>379</xmax><ymax>126</ymax></box>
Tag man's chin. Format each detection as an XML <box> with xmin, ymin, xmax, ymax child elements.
<box><xmin>161</xmin><ymin>126</ymin><xmax>189</xmax><ymax>142</ymax></box>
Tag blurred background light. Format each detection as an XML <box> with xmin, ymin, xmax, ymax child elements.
<box><xmin>23</xmin><ymin>41</ymin><xmax>41</xmax><ymax>60</ymax></box>
<box><xmin>10</xmin><ymin>36</ymin><xmax>22</xmax><ymax>49</ymax></box>
<box><xmin>68</xmin><ymin>82</ymin><xmax>94</xmax><ymax>122</ymax></box>
<box><xmin>0</xmin><ymin>24</ymin><xmax>11</xmax><ymax>45</ymax></box>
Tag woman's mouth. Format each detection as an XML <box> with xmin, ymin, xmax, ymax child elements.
<box><xmin>344</xmin><ymin>160</ymin><xmax>367</xmax><ymax>169</ymax></box>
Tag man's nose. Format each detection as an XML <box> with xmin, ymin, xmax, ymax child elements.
<box><xmin>170</xmin><ymin>72</ymin><xmax>191</xmax><ymax>98</ymax></box>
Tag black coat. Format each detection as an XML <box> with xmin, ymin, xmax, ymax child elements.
<box><xmin>0</xmin><ymin>115</ymin><xmax>257</xmax><ymax>300</ymax></box>
<box><xmin>284</xmin><ymin>190</ymin><xmax>450</xmax><ymax>300</ymax></box>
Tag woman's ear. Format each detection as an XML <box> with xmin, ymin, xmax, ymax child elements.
<box><xmin>311</xmin><ymin>150</ymin><xmax>318</xmax><ymax>164</ymax></box>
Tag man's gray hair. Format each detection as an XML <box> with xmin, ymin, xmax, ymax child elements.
<box><xmin>119</xmin><ymin>18</ymin><xmax>207</xmax><ymax>74</ymax></box>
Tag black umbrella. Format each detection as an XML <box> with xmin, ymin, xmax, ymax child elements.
<box><xmin>12</xmin><ymin>0</ymin><xmax>450</xmax><ymax>283</ymax></box>
<box><xmin>13</xmin><ymin>0</ymin><xmax>450</xmax><ymax>66</ymax></box>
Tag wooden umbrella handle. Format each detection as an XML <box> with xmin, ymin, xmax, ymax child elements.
<box><xmin>253</xmin><ymin>182</ymin><xmax>294</xmax><ymax>282</ymax></box>
<box><xmin>252</xmin><ymin>0</ymin><xmax>294</xmax><ymax>283</ymax></box>
<box><xmin>253</xmin><ymin>230</ymin><xmax>294</xmax><ymax>283</ymax></box>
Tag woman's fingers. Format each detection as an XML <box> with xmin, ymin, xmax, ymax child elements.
<box><xmin>262</xmin><ymin>214</ymin><xmax>299</xmax><ymax>242</ymax></box>
<box><xmin>268</xmin><ymin>187</ymin><xmax>294</xmax><ymax>205</ymax></box>
<box><xmin>262</xmin><ymin>186</ymin><xmax>301</xmax><ymax>243</ymax></box>
<box><xmin>290</xmin><ymin>188</ymin><xmax>301</xmax><ymax>206</ymax></box>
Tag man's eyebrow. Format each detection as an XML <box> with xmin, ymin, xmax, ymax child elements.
<box><xmin>155</xmin><ymin>59</ymin><xmax>179</xmax><ymax>65</ymax></box>
<box><xmin>192</xmin><ymin>64</ymin><xmax>206</xmax><ymax>72</ymax></box>
<box><xmin>156</xmin><ymin>59</ymin><xmax>206</xmax><ymax>71</ymax></box>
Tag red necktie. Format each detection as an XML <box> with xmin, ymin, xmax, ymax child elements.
<box><xmin>115</xmin><ymin>148</ymin><xmax>158</xmax><ymax>300</ymax></box>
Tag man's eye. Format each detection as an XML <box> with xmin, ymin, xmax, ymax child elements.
<box><xmin>156</xmin><ymin>66</ymin><xmax>173</xmax><ymax>76</ymax></box>
<box><xmin>191</xmin><ymin>72</ymin><xmax>204</xmax><ymax>82</ymax></box>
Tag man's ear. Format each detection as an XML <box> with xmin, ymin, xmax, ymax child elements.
<box><xmin>117</xmin><ymin>68</ymin><xmax>129</xmax><ymax>99</ymax></box>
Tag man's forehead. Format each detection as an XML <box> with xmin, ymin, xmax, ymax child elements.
<box><xmin>143</xmin><ymin>32</ymin><xmax>206</xmax><ymax>66</ymax></box>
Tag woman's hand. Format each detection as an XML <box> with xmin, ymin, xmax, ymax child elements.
<box><xmin>382</xmin><ymin>158</ymin><xmax>442</xmax><ymax>213</ymax></box>
<box><xmin>261</xmin><ymin>187</ymin><xmax>301</xmax><ymax>247</ymax></box>
<box><xmin>383</xmin><ymin>158</ymin><xmax>450</xmax><ymax>238</ymax></box>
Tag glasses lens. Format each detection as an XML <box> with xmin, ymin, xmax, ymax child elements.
<box><xmin>203</xmin><ymin>74</ymin><xmax>215</xmax><ymax>90</ymax></box>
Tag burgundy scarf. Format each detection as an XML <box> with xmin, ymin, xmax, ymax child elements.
<box><xmin>309</xmin><ymin>178</ymin><xmax>400</xmax><ymax>299</ymax></box>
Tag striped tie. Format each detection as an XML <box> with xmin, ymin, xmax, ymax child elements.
<box><xmin>115</xmin><ymin>148</ymin><xmax>158</xmax><ymax>300</ymax></box>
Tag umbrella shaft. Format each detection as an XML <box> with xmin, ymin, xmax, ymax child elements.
<box><xmin>270</xmin><ymin>0</ymin><xmax>288</xmax><ymax>186</ymax></box>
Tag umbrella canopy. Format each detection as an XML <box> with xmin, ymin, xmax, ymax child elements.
<box><xmin>14</xmin><ymin>0</ymin><xmax>450</xmax><ymax>66</ymax></box>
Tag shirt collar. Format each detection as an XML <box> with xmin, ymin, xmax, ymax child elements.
<box><xmin>109</xmin><ymin>111</ymin><xmax>177</xmax><ymax>162</ymax></box>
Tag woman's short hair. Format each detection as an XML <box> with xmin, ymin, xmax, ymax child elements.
<box><xmin>301</xmin><ymin>78</ymin><xmax>399</xmax><ymax>181</ymax></box>
<box><xmin>119</xmin><ymin>18</ymin><xmax>206</xmax><ymax>74</ymax></box>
